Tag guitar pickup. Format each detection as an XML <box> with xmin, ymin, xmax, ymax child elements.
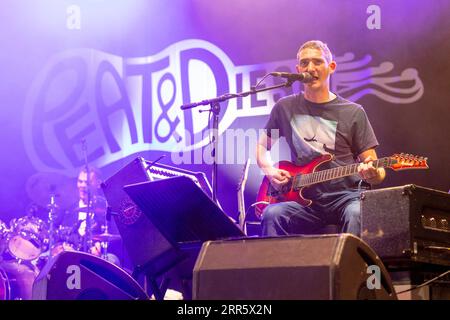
<box><xmin>267</xmin><ymin>178</ymin><xmax>293</xmax><ymax>196</ymax></box>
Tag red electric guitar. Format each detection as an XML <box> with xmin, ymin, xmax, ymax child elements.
<box><xmin>255</xmin><ymin>153</ymin><xmax>429</xmax><ymax>218</ymax></box>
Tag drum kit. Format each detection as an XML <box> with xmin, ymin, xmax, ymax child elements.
<box><xmin>0</xmin><ymin>215</ymin><xmax>46</xmax><ymax>300</ymax></box>
<box><xmin>0</xmin><ymin>172</ymin><xmax>122</xmax><ymax>300</ymax></box>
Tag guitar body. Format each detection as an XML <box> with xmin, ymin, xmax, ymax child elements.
<box><xmin>254</xmin><ymin>152</ymin><xmax>428</xmax><ymax>219</ymax></box>
<box><xmin>255</xmin><ymin>154</ymin><xmax>333</xmax><ymax>218</ymax></box>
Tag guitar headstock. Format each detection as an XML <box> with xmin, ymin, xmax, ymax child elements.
<box><xmin>389</xmin><ymin>153</ymin><xmax>429</xmax><ymax>171</ymax></box>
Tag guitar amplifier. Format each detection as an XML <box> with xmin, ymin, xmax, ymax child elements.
<box><xmin>361</xmin><ymin>184</ymin><xmax>450</xmax><ymax>267</ymax></box>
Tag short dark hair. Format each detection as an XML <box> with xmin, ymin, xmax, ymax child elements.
<box><xmin>297</xmin><ymin>40</ymin><xmax>333</xmax><ymax>64</ymax></box>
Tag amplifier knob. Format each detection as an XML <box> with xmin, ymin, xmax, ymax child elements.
<box><xmin>429</xmin><ymin>217</ymin><xmax>436</xmax><ymax>228</ymax></box>
<box><xmin>440</xmin><ymin>219</ymin><xmax>448</xmax><ymax>230</ymax></box>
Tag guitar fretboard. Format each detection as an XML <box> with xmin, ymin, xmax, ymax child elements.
<box><xmin>294</xmin><ymin>157</ymin><xmax>396</xmax><ymax>188</ymax></box>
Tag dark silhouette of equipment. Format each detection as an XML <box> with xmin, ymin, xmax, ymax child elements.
<box><xmin>102</xmin><ymin>157</ymin><xmax>244</xmax><ymax>299</ymax></box>
<box><xmin>193</xmin><ymin>234</ymin><xmax>397</xmax><ymax>300</ymax></box>
<box><xmin>361</xmin><ymin>184</ymin><xmax>450</xmax><ymax>266</ymax></box>
<box><xmin>361</xmin><ymin>184</ymin><xmax>450</xmax><ymax>299</ymax></box>
<box><xmin>32</xmin><ymin>251</ymin><xmax>148</xmax><ymax>300</ymax></box>
<box><xmin>122</xmin><ymin>176</ymin><xmax>245</xmax><ymax>299</ymax></box>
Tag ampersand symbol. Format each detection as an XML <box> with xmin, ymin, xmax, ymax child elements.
<box><xmin>155</xmin><ymin>73</ymin><xmax>181</xmax><ymax>143</ymax></box>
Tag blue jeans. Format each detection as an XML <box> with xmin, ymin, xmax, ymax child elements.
<box><xmin>261</xmin><ymin>197</ymin><xmax>361</xmax><ymax>237</ymax></box>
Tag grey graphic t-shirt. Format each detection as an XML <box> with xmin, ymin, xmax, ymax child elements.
<box><xmin>265</xmin><ymin>93</ymin><xmax>379</xmax><ymax>208</ymax></box>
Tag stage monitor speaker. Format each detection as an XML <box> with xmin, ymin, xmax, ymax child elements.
<box><xmin>103</xmin><ymin>160</ymin><xmax>245</xmax><ymax>300</ymax></box>
<box><xmin>193</xmin><ymin>234</ymin><xmax>397</xmax><ymax>300</ymax></box>
<box><xmin>32</xmin><ymin>251</ymin><xmax>148</xmax><ymax>300</ymax></box>
<box><xmin>123</xmin><ymin>176</ymin><xmax>245</xmax><ymax>247</ymax></box>
<box><xmin>122</xmin><ymin>176</ymin><xmax>245</xmax><ymax>287</ymax></box>
<box><xmin>101</xmin><ymin>157</ymin><xmax>176</xmax><ymax>272</ymax></box>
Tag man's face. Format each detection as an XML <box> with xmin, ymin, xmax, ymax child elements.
<box><xmin>77</xmin><ymin>171</ymin><xmax>98</xmax><ymax>200</ymax></box>
<box><xmin>296</xmin><ymin>48</ymin><xmax>336</xmax><ymax>91</ymax></box>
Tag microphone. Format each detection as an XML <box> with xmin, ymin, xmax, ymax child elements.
<box><xmin>270</xmin><ymin>72</ymin><xmax>313</xmax><ymax>83</ymax></box>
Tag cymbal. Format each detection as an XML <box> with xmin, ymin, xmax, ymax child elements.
<box><xmin>26</xmin><ymin>172</ymin><xmax>77</xmax><ymax>208</ymax></box>
<box><xmin>92</xmin><ymin>232</ymin><xmax>121</xmax><ymax>242</ymax></box>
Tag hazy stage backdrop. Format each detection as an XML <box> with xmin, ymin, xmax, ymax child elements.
<box><xmin>0</xmin><ymin>0</ymin><xmax>449</xmax><ymax>231</ymax></box>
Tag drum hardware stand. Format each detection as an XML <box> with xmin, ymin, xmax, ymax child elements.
<box><xmin>81</xmin><ymin>138</ymin><xmax>93</xmax><ymax>254</ymax></box>
<box><xmin>100</xmin><ymin>222</ymin><xmax>109</xmax><ymax>261</ymax></box>
<box><xmin>99</xmin><ymin>207</ymin><xmax>121</xmax><ymax>262</ymax></box>
<box><xmin>47</xmin><ymin>194</ymin><xmax>58</xmax><ymax>257</ymax></box>
<box><xmin>100</xmin><ymin>241</ymin><xmax>109</xmax><ymax>261</ymax></box>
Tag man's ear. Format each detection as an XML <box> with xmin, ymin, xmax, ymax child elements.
<box><xmin>328</xmin><ymin>61</ymin><xmax>337</xmax><ymax>74</ymax></box>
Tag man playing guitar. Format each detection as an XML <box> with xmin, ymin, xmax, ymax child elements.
<box><xmin>256</xmin><ymin>40</ymin><xmax>385</xmax><ymax>238</ymax></box>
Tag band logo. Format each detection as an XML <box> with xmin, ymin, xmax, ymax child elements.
<box><xmin>23</xmin><ymin>39</ymin><xmax>423</xmax><ymax>174</ymax></box>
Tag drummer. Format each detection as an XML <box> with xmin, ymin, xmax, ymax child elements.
<box><xmin>55</xmin><ymin>166</ymin><xmax>120</xmax><ymax>265</ymax></box>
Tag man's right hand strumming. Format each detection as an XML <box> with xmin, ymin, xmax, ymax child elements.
<box><xmin>263</xmin><ymin>167</ymin><xmax>291</xmax><ymax>191</ymax></box>
<box><xmin>256</xmin><ymin>131</ymin><xmax>291</xmax><ymax>191</ymax></box>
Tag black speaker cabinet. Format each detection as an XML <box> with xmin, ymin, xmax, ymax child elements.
<box><xmin>361</xmin><ymin>184</ymin><xmax>450</xmax><ymax>266</ymax></box>
<box><xmin>101</xmin><ymin>157</ymin><xmax>176</xmax><ymax>272</ymax></box>
<box><xmin>32</xmin><ymin>251</ymin><xmax>148</xmax><ymax>300</ymax></box>
<box><xmin>122</xmin><ymin>176</ymin><xmax>246</xmax><ymax>299</ymax></box>
<box><xmin>193</xmin><ymin>234</ymin><xmax>397</xmax><ymax>300</ymax></box>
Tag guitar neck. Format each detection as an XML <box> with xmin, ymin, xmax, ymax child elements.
<box><xmin>296</xmin><ymin>157</ymin><xmax>394</xmax><ymax>187</ymax></box>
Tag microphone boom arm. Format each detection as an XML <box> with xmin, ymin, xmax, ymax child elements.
<box><xmin>180</xmin><ymin>80</ymin><xmax>294</xmax><ymax>110</ymax></box>
<box><xmin>180</xmin><ymin>76</ymin><xmax>294</xmax><ymax>204</ymax></box>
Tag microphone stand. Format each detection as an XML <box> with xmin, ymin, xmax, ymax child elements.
<box><xmin>181</xmin><ymin>78</ymin><xmax>296</xmax><ymax>204</ymax></box>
